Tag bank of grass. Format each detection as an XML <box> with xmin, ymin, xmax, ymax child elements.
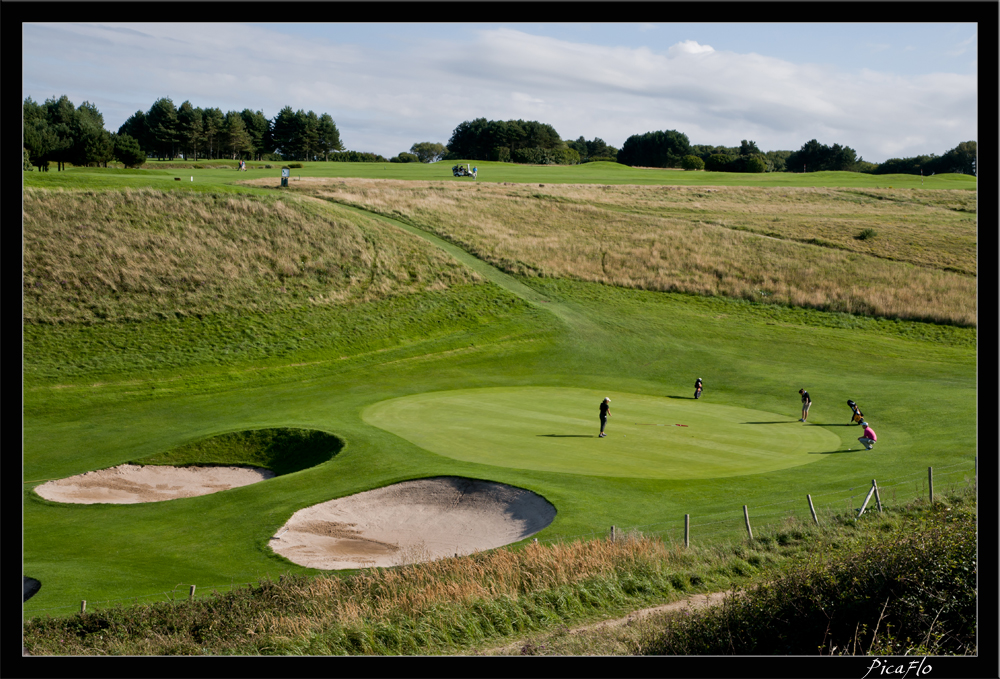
<box><xmin>22</xmin><ymin>187</ymin><xmax>481</xmax><ymax>325</ymax></box>
<box><xmin>21</xmin><ymin>488</ymin><xmax>975</xmax><ymax>656</ymax></box>
<box><xmin>281</xmin><ymin>178</ymin><xmax>976</xmax><ymax>326</ymax></box>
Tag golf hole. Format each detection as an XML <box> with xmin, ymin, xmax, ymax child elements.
<box><xmin>270</xmin><ymin>477</ymin><xmax>556</xmax><ymax>570</ymax></box>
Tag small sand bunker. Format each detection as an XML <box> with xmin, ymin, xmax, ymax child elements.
<box><xmin>271</xmin><ymin>477</ymin><xmax>556</xmax><ymax>570</ymax></box>
<box><xmin>33</xmin><ymin>464</ymin><xmax>274</xmax><ymax>504</ymax></box>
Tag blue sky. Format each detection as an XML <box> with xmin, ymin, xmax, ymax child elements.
<box><xmin>22</xmin><ymin>22</ymin><xmax>978</xmax><ymax>163</ymax></box>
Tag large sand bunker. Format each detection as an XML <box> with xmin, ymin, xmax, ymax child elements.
<box><xmin>33</xmin><ymin>464</ymin><xmax>274</xmax><ymax>504</ymax></box>
<box><xmin>271</xmin><ymin>477</ymin><xmax>556</xmax><ymax>570</ymax></box>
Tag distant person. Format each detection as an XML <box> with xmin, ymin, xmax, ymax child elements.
<box><xmin>473</xmin><ymin>166</ymin><xmax>478</xmax><ymax>179</ymax></box>
<box><xmin>847</xmin><ymin>399</ymin><xmax>864</xmax><ymax>425</ymax></box>
<box><xmin>599</xmin><ymin>397</ymin><xmax>611</xmax><ymax>437</ymax></box>
<box><xmin>694</xmin><ymin>378</ymin><xmax>703</xmax><ymax>399</ymax></box>
<box><xmin>858</xmin><ymin>421</ymin><xmax>877</xmax><ymax>450</ymax></box>
<box><xmin>799</xmin><ymin>389</ymin><xmax>811</xmax><ymax>422</ymax></box>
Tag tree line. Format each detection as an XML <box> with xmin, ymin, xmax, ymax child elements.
<box><xmin>22</xmin><ymin>97</ymin><xmax>975</xmax><ymax>177</ymax></box>
<box><xmin>22</xmin><ymin>95</ymin><xmax>389</xmax><ymax>170</ymax></box>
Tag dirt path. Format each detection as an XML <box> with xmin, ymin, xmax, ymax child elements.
<box><xmin>482</xmin><ymin>590</ymin><xmax>730</xmax><ymax>655</ymax></box>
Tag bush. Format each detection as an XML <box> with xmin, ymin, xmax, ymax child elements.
<box><xmin>286</xmin><ymin>163</ymin><xmax>304</xmax><ymax>169</ymax></box>
<box><xmin>705</xmin><ymin>154</ymin><xmax>733</xmax><ymax>172</ymax></box>
<box><xmin>681</xmin><ymin>155</ymin><xmax>705</xmax><ymax>171</ymax></box>
<box><xmin>857</xmin><ymin>228</ymin><xmax>878</xmax><ymax>241</ymax></box>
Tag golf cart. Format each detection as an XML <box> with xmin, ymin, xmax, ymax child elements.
<box><xmin>452</xmin><ymin>163</ymin><xmax>477</xmax><ymax>179</ymax></box>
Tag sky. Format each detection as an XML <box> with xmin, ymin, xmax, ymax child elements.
<box><xmin>21</xmin><ymin>22</ymin><xmax>979</xmax><ymax>164</ymax></box>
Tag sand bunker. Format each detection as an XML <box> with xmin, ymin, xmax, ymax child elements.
<box><xmin>33</xmin><ymin>464</ymin><xmax>275</xmax><ymax>504</ymax></box>
<box><xmin>270</xmin><ymin>477</ymin><xmax>556</xmax><ymax>570</ymax></box>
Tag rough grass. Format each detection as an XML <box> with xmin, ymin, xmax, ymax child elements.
<box><xmin>281</xmin><ymin>178</ymin><xmax>976</xmax><ymax>326</ymax></box>
<box><xmin>22</xmin><ymin>489</ymin><xmax>975</xmax><ymax>656</ymax></box>
<box><xmin>22</xmin><ymin>187</ymin><xmax>481</xmax><ymax>325</ymax></box>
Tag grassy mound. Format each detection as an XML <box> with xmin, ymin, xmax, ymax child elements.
<box><xmin>132</xmin><ymin>427</ymin><xmax>343</xmax><ymax>476</ymax></box>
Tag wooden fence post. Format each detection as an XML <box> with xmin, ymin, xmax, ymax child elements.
<box><xmin>872</xmin><ymin>480</ymin><xmax>882</xmax><ymax>513</ymax></box>
<box><xmin>189</xmin><ymin>585</ymin><xmax>196</xmax><ymax>601</ymax></box>
<box><xmin>684</xmin><ymin>514</ymin><xmax>690</xmax><ymax>548</ymax></box>
<box><xmin>928</xmin><ymin>467</ymin><xmax>934</xmax><ymax>504</ymax></box>
<box><xmin>857</xmin><ymin>483</ymin><xmax>877</xmax><ymax>518</ymax></box>
<box><xmin>807</xmin><ymin>494</ymin><xmax>819</xmax><ymax>525</ymax></box>
<box><xmin>743</xmin><ymin>505</ymin><xmax>753</xmax><ymax>540</ymax></box>
<box><xmin>610</xmin><ymin>525</ymin><xmax>616</xmax><ymax>542</ymax></box>
<box><xmin>81</xmin><ymin>600</ymin><xmax>86</xmax><ymax>614</ymax></box>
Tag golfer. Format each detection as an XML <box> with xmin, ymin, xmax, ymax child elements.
<box><xmin>694</xmin><ymin>378</ymin><xmax>703</xmax><ymax>399</ymax></box>
<box><xmin>799</xmin><ymin>389</ymin><xmax>811</xmax><ymax>422</ymax></box>
<box><xmin>599</xmin><ymin>397</ymin><xmax>611</xmax><ymax>437</ymax></box>
<box><xmin>858</xmin><ymin>421</ymin><xmax>877</xmax><ymax>450</ymax></box>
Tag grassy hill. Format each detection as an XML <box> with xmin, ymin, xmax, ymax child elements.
<box><xmin>21</xmin><ymin>164</ymin><xmax>976</xmax><ymax>661</ymax></box>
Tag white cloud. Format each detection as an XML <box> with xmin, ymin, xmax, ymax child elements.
<box><xmin>22</xmin><ymin>23</ymin><xmax>977</xmax><ymax>162</ymax></box>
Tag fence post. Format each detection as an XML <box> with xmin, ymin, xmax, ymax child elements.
<box><xmin>743</xmin><ymin>505</ymin><xmax>753</xmax><ymax>540</ymax></box>
<box><xmin>81</xmin><ymin>600</ymin><xmax>86</xmax><ymax>614</ymax></box>
<box><xmin>610</xmin><ymin>525</ymin><xmax>616</xmax><ymax>542</ymax></box>
<box><xmin>684</xmin><ymin>514</ymin><xmax>690</xmax><ymax>548</ymax></box>
<box><xmin>189</xmin><ymin>585</ymin><xmax>196</xmax><ymax>601</ymax></box>
<box><xmin>872</xmin><ymin>480</ymin><xmax>882</xmax><ymax>513</ymax></box>
<box><xmin>807</xmin><ymin>494</ymin><xmax>819</xmax><ymax>525</ymax></box>
<box><xmin>857</xmin><ymin>483</ymin><xmax>877</xmax><ymax>518</ymax></box>
<box><xmin>928</xmin><ymin>467</ymin><xmax>934</xmax><ymax>504</ymax></box>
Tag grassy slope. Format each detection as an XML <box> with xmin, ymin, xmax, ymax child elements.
<box><xmin>21</xmin><ymin>168</ymin><xmax>976</xmax><ymax>622</ymax></box>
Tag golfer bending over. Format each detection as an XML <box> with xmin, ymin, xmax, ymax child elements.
<box><xmin>799</xmin><ymin>389</ymin><xmax>811</xmax><ymax>422</ymax></box>
<box><xmin>858</xmin><ymin>421</ymin><xmax>877</xmax><ymax>450</ymax></box>
<box><xmin>599</xmin><ymin>397</ymin><xmax>611</xmax><ymax>437</ymax></box>
<box><xmin>694</xmin><ymin>378</ymin><xmax>703</xmax><ymax>399</ymax></box>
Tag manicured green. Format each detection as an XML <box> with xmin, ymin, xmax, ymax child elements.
<box><xmin>363</xmin><ymin>387</ymin><xmax>839</xmax><ymax>479</ymax></box>
<box><xmin>21</xmin><ymin>165</ymin><xmax>976</xmax><ymax>623</ymax></box>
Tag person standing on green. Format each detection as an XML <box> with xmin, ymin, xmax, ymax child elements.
<box><xmin>599</xmin><ymin>398</ymin><xmax>611</xmax><ymax>437</ymax></box>
<box><xmin>799</xmin><ymin>389</ymin><xmax>811</xmax><ymax>422</ymax></box>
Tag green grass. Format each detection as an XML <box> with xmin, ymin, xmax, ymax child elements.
<box><xmin>362</xmin><ymin>387</ymin><xmax>840</xmax><ymax>479</ymax></box>
<box><xmin>24</xmin><ymin>159</ymin><xmax>976</xmax><ymax>190</ymax></box>
<box><xmin>21</xmin><ymin>164</ymin><xmax>976</xmax><ymax>627</ymax></box>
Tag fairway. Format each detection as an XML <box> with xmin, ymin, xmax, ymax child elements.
<box><xmin>362</xmin><ymin>387</ymin><xmax>840</xmax><ymax>479</ymax></box>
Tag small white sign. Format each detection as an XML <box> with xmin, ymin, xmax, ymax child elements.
<box><xmin>281</xmin><ymin>168</ymin><xmax>290</xmax><ymax>177</ymax></box>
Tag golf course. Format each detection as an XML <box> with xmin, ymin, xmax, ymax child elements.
<box><xmin>22</xmin><ymin>160</ymin><xmax>977</xmax><ymax>653</ymax></box>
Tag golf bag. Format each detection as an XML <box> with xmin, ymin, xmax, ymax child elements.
<box><xmin>847</xmin><ymin>399</ymin><xmax>864</xmax><ymax>425</ymax></box>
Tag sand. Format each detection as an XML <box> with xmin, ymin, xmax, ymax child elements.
<box><xmin>270</xmin><ymin>476</ymin><xmax>557</xmax><ymax>570</ymax></box>
<box><xmin>33</xmin><ymin>464</ymin><xmax>275</xmax><ymax>504</ymax></box>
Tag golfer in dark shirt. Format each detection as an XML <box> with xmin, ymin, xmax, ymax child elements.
<box><xmin>799</xmin><ymin>389</ymin><xmax>811</xmax><ymax>422</ymax></box>
<box><xmin>694</xmin><ymin>378</ymin><xmax>703</xmax><ymax>399</ymax></box>
<box><xmin>599</xmin><ymin>398</ymin><xmax>610</xmax><ymax>437</ymax></box>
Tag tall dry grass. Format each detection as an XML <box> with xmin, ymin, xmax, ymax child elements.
<box><xmin>285</xmin><ymin>179</ymin><xmax>976</xmax><ymax>326</ymax></box>
<box><xmin>22</xmin><ymin>187</ymin><xmax>481</xmax><ymax>324</ymax></box>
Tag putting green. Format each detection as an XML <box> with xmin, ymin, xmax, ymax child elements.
<box><xmin>362</xmin><ymin>387</ymin><xmax>840</xmax><ymax>480</ymax></box>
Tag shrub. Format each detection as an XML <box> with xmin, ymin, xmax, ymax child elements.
<box><xmin>681</xmin><ymin>155</ymin><xmax>705</xmax><ymax>171</ymax></box>
<box><xmin>705</xmin><ymin>154</ymin><xmax>733</xmax><ymax>172</ymax></box>
<box><xmin>857</xmin><ymin>228</ymin><xmax>878</xmax><ymax>241</ymax></box>
<box><xmin>286</xmin><ymin>162</ymin><xmax>304</xmax><ymax>169</ymax></box>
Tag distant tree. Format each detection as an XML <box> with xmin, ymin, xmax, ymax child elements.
<box><xmin>617</xmin><ymin>129</ymin><xmax>691</xmax><ymax>168</ymax></box>
<box><xmin>390</xmin><ymin>152</ymin><xmax>420</xmax><ymax>163</ymax></box>
<box><xmin>201</xmin><ymin>107</ymin><xmax>225</xmax><ymax>159</ymax></box>
<box><xmin>739</xmin><ymin>139</ymin><xmax>761</xmax><ymax>156</ymax></box>
<box><xmin>705</xmin><ymin>153</ymin><xmax>734</xmax><ymax>172</ymax></box>
<box><xmin>681</xmin><ymin>154</ymin><xmax>705</xmax><ymax>171</ymax></box>
<box><xmin>223</xmin><ymin>110</ymin><xmax>253</xmax><ymax>160</ymax></box>
<box><xmin>23</xmin><ymin>97</ymin><xmax>57</xmax><ymax>171</ymax></box>
<box><xmin>178</xmin><ymin>101</ymin><xmax>203</xmax><ymax>160</ymax></box>
<box><xmin>447</xmin><ymin>118</ymin><xmax>492</xmax><ymax>160</ymax></box>
<box><xmin>114</xmin><ymin>133</ymin><xmax>146</xmax><ymax>168</ymax></box>
<box><xmin>786</xmin><ymin>139</ymin><xmax>859</xmax><ymax>172</ymax></box>
<box><xmin>743</xmin><ymin>155</ymin><xmax>767</xmax><ymax>173</ymax></box>
<box><xmin>118</xmin><ymin>110</ymin><xmax>152</xmax><ymax>157</ymax></box>
<box><xmin>240</xmin><ymin>109</ymin><xmax>271</xmax><ymax>161</ymax></box>
<box><xmin>316</xmin><ymin>113</ymin><xmax>343</xmax><ymax>160</ymax></box>
<box><xmin>24</xmin><ymin>147</ymin><xmax>33</xmax><ymax>171</ymax></box>
<box><xmin>271</xmin><ymin>106</ymin><xmax>300</xmax><ymax>160</ymax></box>
<box><xmin>146</xmin><ymin>97</ymin><xmax>180</xmax><ymax>160</ymax></box>
<box><xmin>410</xmin><ymin>141</ymin><xmax>447</xmax><ymax>163</ymax></box>
<box><xmin>298</xmin><ymin>110</ymin><xmax>321</xmax><ymax>160</ymax></box>
<box><xmin>73</xmin><ymin>101</ymin><xmax>114</xmax><ymax>167</ymax></box>
<box><xmin>44</xmin><ymin>95</ymin><xmax>78</xmax><ymax>170</ymax></box>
